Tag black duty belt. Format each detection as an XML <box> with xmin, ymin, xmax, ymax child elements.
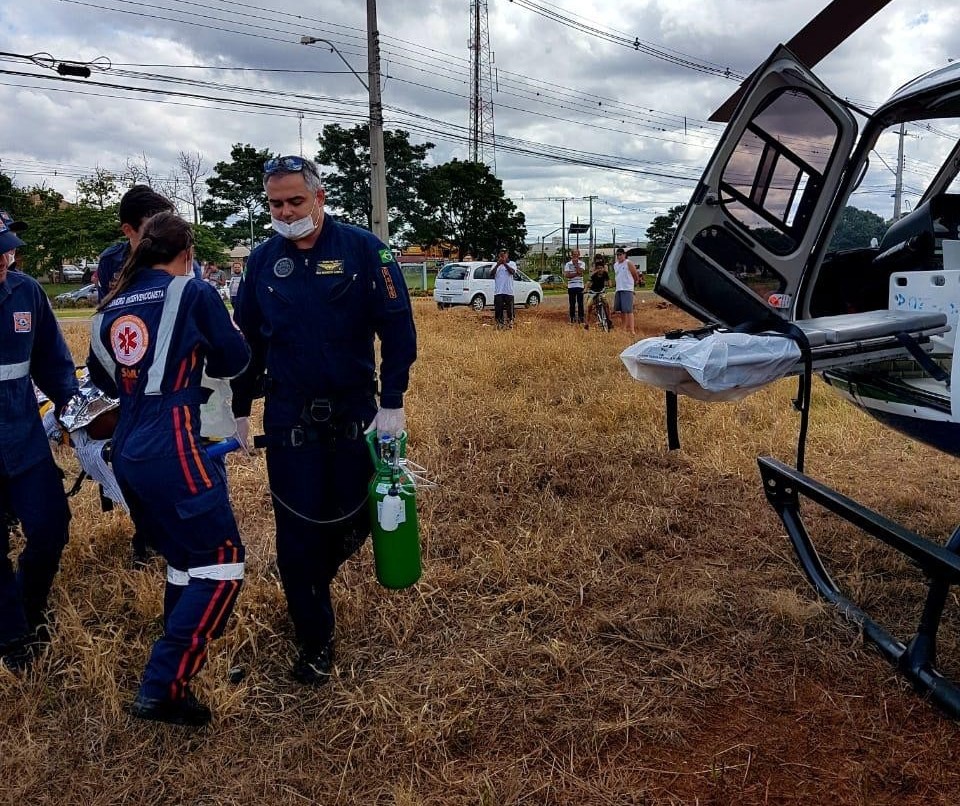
<box><xmin>253</xmin><ymin>397</ymin><xmax>362</xmax><ymax>449</ymax></box>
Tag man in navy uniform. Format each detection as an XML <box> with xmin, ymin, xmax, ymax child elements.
<box><xmin>96</xmin><ymin>185</ymin><xmax>177</xmax><ymax>301</ymax></box>
<box><xmin>232</xmin><ymin>155</ymin><xmax>417</xmax><ymax>686</ymax></box>
<box><xmin>0</xmin><ymin>214</ymin><xmax>78</xmax><ymax>670</ymax></box>
<box><xmin>0</xmin><ymin>210</ymin><xmax>27</xmax><ymax>272</ymax></box>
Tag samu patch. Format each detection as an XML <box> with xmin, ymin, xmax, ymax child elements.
<box><xmin>13</xmin><ymin>312</ymin><xmax>31</xmax><ymax>332</ymax></box>
<box><xmin>380</xmin><ymin>266</ymin><xmax>398</xmax><ymax>300</ymax></box>
<box><xmin>378</xmin><ymin>248</ymin><xmax>393</xmax><ymax>264</ymax></box>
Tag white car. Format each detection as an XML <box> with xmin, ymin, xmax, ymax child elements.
<box><xmin>434</xmin><ymin>261</ymin><xmax>543</xmax><ymax>311</ymax></box>
<box><xmin>61</xmin><ymin>264</ymin><xmax>84</xmax><ymax>281</ymax></box>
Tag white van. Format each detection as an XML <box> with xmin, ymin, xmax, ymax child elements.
<box><xmin>433</xmin><ymin>261</ymin><xmax>543</xmax><ymax>311</ymax></box>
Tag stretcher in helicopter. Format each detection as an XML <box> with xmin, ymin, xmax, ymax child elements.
<box><xmin>624</xmin><ymin>44</ymin><xmax>960</xmax><ymax>716</ymax></box>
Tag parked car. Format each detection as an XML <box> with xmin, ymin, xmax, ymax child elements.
<box><xmin>434</xmin><ymin>261</ymin><xmax>543</xmax><ymax>311</ymax></box>
<box><xmin>538</xmin><ymin>273</ymin><xmax>565</xmax><ymax>284</ymax></box>
<box><xmin>61</xmin><ymin>264</ymin><xmax>84</xmax><ymax>281</ymax></box>
<box><xmin>55</xmin><ymin>283</ymin><xmax>98</xmax><ymax>304</ymax></box>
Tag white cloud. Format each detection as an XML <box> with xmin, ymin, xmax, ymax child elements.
<box><xmin>2</xmin><ymin>0</ymin><xmax>960</xmax><ymax>238</ymax></box>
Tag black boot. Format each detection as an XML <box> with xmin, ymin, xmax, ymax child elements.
<box><xmin>0</xmin><ymin>636</ymin><xmax>33</xmax><ymax>673</ymax></box>
<box><xmin>291</xmin><ymin>642</ymin><xmax>334</xmax><ymax>686</ymax></box>
<box><xmin>129</xmin><ymin>688</ymin><xmax>211</xmax><ymax>727</ymax></box>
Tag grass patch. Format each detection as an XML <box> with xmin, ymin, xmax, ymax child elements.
<box><xmin>4</xmin><ymin>298</ymin><xmax>960</xmax><ymax>803</ymax></box>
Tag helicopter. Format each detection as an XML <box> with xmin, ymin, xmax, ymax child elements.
<box><xmin>624</xmin><ymin>6</ymin><xmax>960</xmax><ymax>717</ymax></box>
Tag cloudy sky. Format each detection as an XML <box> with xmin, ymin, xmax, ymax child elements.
<box><xmin>2</xmin><ymin>0</ymin><xmax>960</xmax><ymax>247</ymax></box>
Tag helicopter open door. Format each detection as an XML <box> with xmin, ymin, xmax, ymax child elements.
<box><xmin>656</xmin><ymin>46</ymin><xmax>858</xmax><ymax>328</ymax></box>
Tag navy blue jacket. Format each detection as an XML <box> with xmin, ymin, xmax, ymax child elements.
<box><xmin>87</xmin><ymin>270</ymin><xmax>250</xmax><ymax>466</ymax></box>
<box><xmin>232</xmin><ymin>216</ymin><xmax>417</xmax><ymax>429</ymax></box>
<box><xmin>0</xmin><ymin>272</ymin><xmax>78</xmax><ymax>475</ymax></box>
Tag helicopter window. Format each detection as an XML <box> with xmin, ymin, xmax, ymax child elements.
<box><xmin>719</xmin><ymin>88</ymin><xmax>842</xmax><ymax>256</ymax></box>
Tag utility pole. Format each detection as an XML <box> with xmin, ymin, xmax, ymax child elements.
<box><xmin>893</xmin><ymin>122</ymin><xmax>905</xmax><ymax>221</ymax></box>
<box><xmin>548</xmin><ymin>197</ymin><xmax>574</xmax><ymax>261</ymax></box>
<box><xmin>583</xmin><ymin>195</ymin><xmax>598</xmax><ymax>260</ymax></box>
<box><xmin>367</xmin><ymin>0</ymin><xmax>389</xmax><ymax>243</ymax></box>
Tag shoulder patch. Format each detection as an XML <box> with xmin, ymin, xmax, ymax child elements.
<box><xmin>378</xmin><ymin>248</ymin><xmax>393</xmax><ymax>264</ymax></box>
<box><xmin>13</xmin><ymin>312</ymin><xmax>32</xmax><ymax>333</ymax></box>
<box><xmin>380</xmin><ymin>266</ymin><xmax>398</xmax><ymax>300</ymax></box>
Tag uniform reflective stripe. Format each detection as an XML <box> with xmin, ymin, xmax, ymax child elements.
<box><xmin>0</xmin><ymin>359</ymin><xmax>30</xmax><ymax>381</ymax></box>
<box><xmin>188</xmin><ymin>561</ymin><xmax>245</xmax><ymax>581</ymax></box>
<box><xmin>166</xmin><ymin>566</ymin><xmax>190</xmax><ymax>586</ymax></box>
<box><xmin>90</xmin><ymin>312</ymin><xmax>118</xmax><ymax>380</ymax></box>
<box><xmin>145</xmin><ymin>276</ymin><xmax>190</xmax><ymax>395</ymax></box>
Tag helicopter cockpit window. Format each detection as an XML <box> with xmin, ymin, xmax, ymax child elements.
<box><xmin>719</xmin><ymin>88</ymin><xmax>842</xmax><ymax>256</ymax></box>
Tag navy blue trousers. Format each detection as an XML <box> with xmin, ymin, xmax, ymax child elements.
<box><xmin>266</xmin><ymin>431</ymin><xmax>373</xmax><ymax>653</ymax></box>
<box><xmin>0</xmin><ymin>457</ymin><xmax>70</xmax><ymax>645</ymax></box>
<box><xmin>115</xmin><ymin>452</ymin><xmax>243</xmax><ymax>701</ymax></box>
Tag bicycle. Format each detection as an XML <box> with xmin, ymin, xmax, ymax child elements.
<box><xmin>587</xmin><ymin>289</ymin><xmax>613</xmax><ymax>332</ymax></box>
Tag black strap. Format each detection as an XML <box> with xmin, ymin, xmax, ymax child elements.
<box><xmin>733</xmin><ymin>318</ymin><xmax>812</xmax><ymax>473</ymax></box>
<box><xmin>665</xmin><ymin>391</ymin><xmax>680</xmax><ymax>451</ymax></box>
<box><xmin>895</xmin><ymin>331</ymin><xmax>950</xmax><ymax>386</ymax></box>
<box><xmin>660</xmin><ymin>324</ymin><xmax>721</xmax><ymax>451</ymax></box>
<box><xmin>66</xmin><ymin>471</ymin><xmax>87</xmax><ymax>498</ymax></box>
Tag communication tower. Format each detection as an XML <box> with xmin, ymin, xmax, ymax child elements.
<box><xmin>468</xmin><ymin>0</ymin><xmax>496</xmax><ymax>170</ymax></box>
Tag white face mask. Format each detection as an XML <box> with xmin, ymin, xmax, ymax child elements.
<box><xmin>271</xmin><ymin>200</ymin><xmax>318</xmax><ymax>240</ymax></box>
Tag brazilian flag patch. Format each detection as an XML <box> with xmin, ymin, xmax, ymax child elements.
<box><xmin>379</xmin><ymin>248</ymin><xmax>393</xmax><ymax>264</ymax></box>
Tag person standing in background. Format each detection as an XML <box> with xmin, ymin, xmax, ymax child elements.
<box><xmin>612</xmin><ymin>247</ymin><xmax>641</xmax><ymax>335</ymax></box>
<box><xmin>492</xmin><ymin>247</ymin><xmax>516</xmax><ymax>329</ymax></box>
<box><xmin>563</xmin><ymin>248</ymin><xmax>585</xmax><ymax>325</ymax></box>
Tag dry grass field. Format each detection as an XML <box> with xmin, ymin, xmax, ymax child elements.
<box><xmin>4</xmin><ymin>294</ymin><xmax>960</xmax><ymax>804</ymax></box>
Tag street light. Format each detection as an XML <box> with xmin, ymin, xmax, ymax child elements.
<box><xmin>539</xmin><ymin>227</ymin><xmax>563</xmax><ymax>270</ymax></box>
<box><xmin>300</xmin><ymin>0</ymin><xmax>389</xmax><ymax>244</ymax></box>
<box><xmin>298</xmin><ymin>36</ymin><xmax>368</xmax><ymax>90</ymax></box>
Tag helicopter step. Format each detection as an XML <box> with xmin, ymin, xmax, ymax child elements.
<box><xmin>759</xmin><ymin>456</ymin><xmax>960</xmax><ymax>718</ymax></box>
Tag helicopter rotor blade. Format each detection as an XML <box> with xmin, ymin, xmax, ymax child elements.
<box><xmin>709</xmin><ymin>0</ymin><xmax>894</xmax><ymax>122</ymax></box>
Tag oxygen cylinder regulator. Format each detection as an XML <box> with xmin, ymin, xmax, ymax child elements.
<box><xmin>366</xmin><ymin>431</ymin><xmax>423</xmax><ymax>589</ymax></box>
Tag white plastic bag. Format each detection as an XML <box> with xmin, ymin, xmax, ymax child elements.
<box><xmin>620</xmin><ymin>332</ymin><xmax>802</xmax><ymax>401</ymax></box>
<box><xmin>200</xmin><ymin>372</ymin><xmax>237</xmax><ymax>439</ymax></box>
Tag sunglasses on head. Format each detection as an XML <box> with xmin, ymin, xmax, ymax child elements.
<box><xmin>264</xmin><ymin>156</ymin><xmax>309</xmax><ymax>174</ymax></box>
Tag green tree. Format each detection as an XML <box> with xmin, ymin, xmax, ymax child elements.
<box><xmin>410</xmin><ymin>160</ymin><xmax>526</xmax><ymax>259</ymax></box>
<box><xmin>76</xmin><ymin>168</ymin><xmax>121</xmax><ymax>210</ymax></box>
<box><xmin>315</xmin><ymin>124</ymin><xmax>434</xmax><ymax>237</ymax></box>
<box><xmin>200</xmin><ymin>144</ymin><xmax>275</xmax><ymax>248</ymax></box>
<box><xmin>11</xmin><ymin>188</ymin><xmax>119</xmax><ymax>278</ymax></box>
<box><xmin>828</xmin><ymin>205</ymin><xmax>889</xmax><ymax>251</ymax></box>
<box><xmin>0</xmin><ymin>172</ymin><xmax>29</xmax><ymax>221</ymax></box>
<box><xmin>192</xmin><ymin>223</ymin><xmax>231</xmax><ymax>265</ymax></box>
<box><xmin>645</xmin><ymin>204</ymin><xmax>687</xmax><ymax>274</ymax></box>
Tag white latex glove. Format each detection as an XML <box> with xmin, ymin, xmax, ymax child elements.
<box><xmin>235</xmin><ymin>416</ymin><xmax>250</xmax><ymax>450</ymax></box>
<box><xmin>364</xmin><ymin>407</ymin><xmax>406</xmax><ymax>439</ymax></box>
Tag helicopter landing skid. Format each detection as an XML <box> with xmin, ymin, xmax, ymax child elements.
<box><xmin>759</xmin><ymin>456</ymin><xmax>960</xmax><ymax>718</ymax></box>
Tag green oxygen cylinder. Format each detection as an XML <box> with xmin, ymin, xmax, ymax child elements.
<box><xmin>366</xmin><ymin>431</ymin><xmax>422</xmax><ymax>589</ymax></box>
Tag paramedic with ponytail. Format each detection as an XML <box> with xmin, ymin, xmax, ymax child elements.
<box><xmin>87</xmin><ymin>212</ymin><xmax>250</xmax><ymax>726</ymax></box>
<box><xmin>231</xmin><ymin>155</ymin><xmax>417</xmax><ymax>687</ymax></box>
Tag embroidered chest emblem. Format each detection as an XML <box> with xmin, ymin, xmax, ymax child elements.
<box><xmin>316</xmin><ymin>260</ymin><xmax>344</xmax><ymax>275</ymax></box>
<box><xmin>110</xmin><ymin>314</ymin><xmax>150</xmax><ymax>366</ymax></box>
<box><xmin>13</xmin><ymin>312</ymin><xmax>31</xmax><ymax>333</ymax></box>
<box><xmin>273</xmin><ymin>258</ymin><xmax>295</xmax><ymax>278</ymax></box>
